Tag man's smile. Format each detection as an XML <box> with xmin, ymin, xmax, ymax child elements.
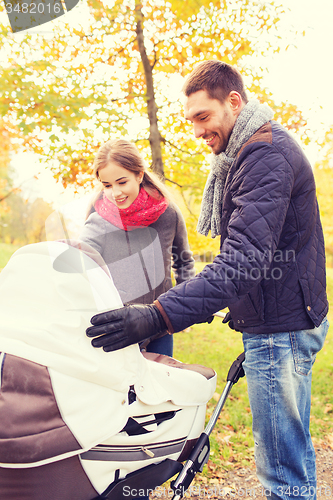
<box><xmin>204</xmin><ymin>133</ymin><xmax>217</xmax><ymax>146</ymax></box>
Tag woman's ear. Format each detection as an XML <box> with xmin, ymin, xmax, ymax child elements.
<box><xmin>138</xmin><ymin>172</ymin><xmax>144</xmax><ymax>184</ymax></box>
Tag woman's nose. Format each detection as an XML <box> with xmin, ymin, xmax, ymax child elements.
<box><xmin>111</xmin><ymin>185</ymin><xmax>122</xmax><ymax>198</ymax></box>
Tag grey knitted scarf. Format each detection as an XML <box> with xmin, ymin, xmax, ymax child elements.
<box><xmin>197</xmin><ymin>99</ymin><xmax>274</xmax><ymax>238</ymax></box>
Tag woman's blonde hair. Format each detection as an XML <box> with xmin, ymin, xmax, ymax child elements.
<box><xmin>86</xmin><ymin>139</ymin><xmax>170</xmax><ymax>219</ymax></box>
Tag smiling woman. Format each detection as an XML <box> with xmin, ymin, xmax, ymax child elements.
<box><xmin>79</xmin><ymin>138</ymin><xmax>195</xmax><ymax>357</ymax></box>
<box><xmin>98</xmin><ymin>162</ymin><xmax>143</xmax><ymax>209</ymax></box>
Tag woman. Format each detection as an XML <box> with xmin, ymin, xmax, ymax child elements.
<box><xmin>80</xmin><ymin>139</ymin><xmax>195</xmax><ymax>356</ymax></box>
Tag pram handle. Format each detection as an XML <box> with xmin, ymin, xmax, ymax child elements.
<box><xmin>227</xmin><ymin>351</ymin><xmax>245</xmax><ymax>383</ymax></box>
<box><xmin>213</xmin><ymin>311</ymin><xmax>227</xmax><ymax>318</ymax></box>
<box><xmin>170</xmin><ymin>352</ymin><xmax>245</xmax><ymax>500</ymax></box>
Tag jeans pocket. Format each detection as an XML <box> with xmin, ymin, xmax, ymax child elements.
<box><xmin>291</xmin><ymin>317</ymin><xmax>329</xmax><ymax>376</ymax></box>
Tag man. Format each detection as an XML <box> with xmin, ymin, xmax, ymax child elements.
<box><xmin>86</xmin><ymin>61</ymin><xmax>329</xmax><ymax>500</ymax></box>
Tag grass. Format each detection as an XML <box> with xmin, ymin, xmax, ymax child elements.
<box><xmin>174</xmin><ymin>320</ymin><xmax>254</xmax><ymax>474</ymax></box>
<box><xmin>173</xmin><ymin>263</ymin><xmax>333</xmax><ymax>476</ymax></box>
<box><xmin>310</xmin><ymin>267</ymin><xmax>333</xmax><ymax>445</ymax></box>
<box><xmin>0</xmin><ymin>243</ymin><xmax>21</xmax><ymax>270</ymax></box>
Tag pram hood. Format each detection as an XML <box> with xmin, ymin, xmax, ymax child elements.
<box><xmin>0</xmin><ymin>241</ymin><xmax>216</xmax><ymax>467</ymax></box>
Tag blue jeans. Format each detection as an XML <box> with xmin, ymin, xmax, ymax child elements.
<box><xmin>242</xmin><ymin>318</ymin><xmax>329</xmax><ymax>500</ymax></box>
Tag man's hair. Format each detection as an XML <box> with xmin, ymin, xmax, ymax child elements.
<box><xmin>182</xmin><ymin>60</ymin><xmax>248</xmax><ymax>104</ymax></box>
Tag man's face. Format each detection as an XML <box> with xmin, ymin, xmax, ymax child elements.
<box><xmin>184</xmin><ymin>90</ymin><xmax>240</xmax><ymax>155</ymax></box>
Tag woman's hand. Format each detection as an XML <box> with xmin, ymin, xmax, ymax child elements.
<box><xmin>86</xmin><ymin>304</ymin><xmax>167</xmax><ymax>352</ymax></box>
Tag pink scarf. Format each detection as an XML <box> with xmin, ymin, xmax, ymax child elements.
<box><xmin>94</xmin><ymin>188</ymin><xmax>169</xmax><ymax>231</ymax></box>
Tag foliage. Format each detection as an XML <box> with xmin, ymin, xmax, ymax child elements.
<box><xmin>0</xmin><ymin>2</ymin><xmax>307</xmax><ymax>233</ymax></box>
<box><xmin>0</xmin><ymin>119</ymin><xmax>54</xmax><ymax>244</ymax></box>
<box><xmin>0</xmin><ymin>4</ymin><xmax>300</xmax><ymax>178</ymax></box>
<box><xmin>314</xmin><ymin>128</ymin><xmax>333</xmax><ymax>267</ymax></box>
<box><xmin>0</xmin><ymin>119</ymin><xmax>20</xmax><ymax>211</ymax></box>
<box><xmin>0</xmin><ymin>194</ymin><xmax>53</xmax><ymax>244</ymax></box>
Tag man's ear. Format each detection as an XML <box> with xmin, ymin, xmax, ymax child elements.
<box><xmin>228</xmin><ymin>91</ymin><xmax>244</xmax><ymax>115</ymax></box>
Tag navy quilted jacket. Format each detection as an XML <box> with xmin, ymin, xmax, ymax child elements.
<box><xmin>157</xmin><ymin>121</ymin><xmax>328</xmax><ymax>334</ymax></box>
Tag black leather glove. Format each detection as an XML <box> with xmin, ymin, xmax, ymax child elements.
<box><xmin>198</xmin><ymin>315</ymin><xmax>214</xmax><ymax>324</ymax></box>
<box><xmin>222</xmin><ymin>311</ymin><xmax>240</xmax><ymax>332</ymax></box>
<box><xmin>86</xmin><ymin>304</ymin><xmax>167</xmax><ymax>352</ymax></box>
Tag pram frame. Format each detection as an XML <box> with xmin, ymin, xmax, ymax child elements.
<box><xmin>98</xmin><ymin>352</ymin><xmax>245</xmax><ymax>500</ymax></box>
<box><xmin>170</xmin><ymin>352</ymin><xmax>245</xmax><ymax>500</ymax></box>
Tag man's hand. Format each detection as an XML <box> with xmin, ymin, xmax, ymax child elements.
<box><xmin>222</xmin><ymin>311</ymin><xmax>240</xmax><ymax>332</ymax></box>
<box><xmin>86</xmin><ymin>304</ymin><xmax>167</xmax><ymax>352</ymax></box>
<box><xmin>198</xmin><ymin>315</ymin><xmax>214</xmax><ymax>324</ymax></box>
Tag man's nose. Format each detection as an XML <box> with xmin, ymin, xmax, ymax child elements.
<box><xmin>193</xmin><ymin>123</ymin><xmax>205</xmax><ymax>139</ymax></box>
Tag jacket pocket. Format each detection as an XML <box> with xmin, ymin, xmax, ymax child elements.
<box><xmin>299</xmin><ymin>277</ymin><xmax>328</xmax><ymax>328</ymax></box>
<box><xmin>229</xmin><ymin>284</ymin><xmax>265</xmax><ymax>329</ymax></box>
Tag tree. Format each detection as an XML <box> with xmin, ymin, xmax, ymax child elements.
<box><xmin>0</xmin><ymin>194</ymin><xmax>53</xmax><ymax>244</ymax></box>
<box><xmin>0</xmin><ymin>120</ymin><xmax>19</xmax><ymax>205</ymax></box>
<box><xmin>0</xmin><ymin>0</ymin><xmax>306</xmax><ymax>254</ymax></box>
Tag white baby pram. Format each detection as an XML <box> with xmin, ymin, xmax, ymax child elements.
<box><xmin>90</xmin><ymin>351</ymin><xmax>245</xmax><ymax>500</ymax></box>
<box><xmin>0</xmin><ymin>241</ymin><xmax>219</xmax><ymax>500</ymax></box>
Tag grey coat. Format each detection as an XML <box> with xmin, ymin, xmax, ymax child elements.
<box><xmin>80</xmin><ymin>203</ymin><xmax>195</xmax><ymax>305</ymax></box>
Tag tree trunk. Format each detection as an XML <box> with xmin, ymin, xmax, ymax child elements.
<box><xmin>135</xmin><ymin>0</ymin><xmax>164</xmax><ymax>180</ymax></box>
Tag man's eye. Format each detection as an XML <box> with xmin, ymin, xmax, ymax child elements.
<box><xmin>200</xmin><ymin>116</ymin><xmax>208</xmax><ymax>121</ymax></box>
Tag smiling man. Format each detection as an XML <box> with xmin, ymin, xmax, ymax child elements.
<box><xmin>86</xmin><ymin>60</ymin><xmax>329</xmax><ymax>500</ymax></box>
<box><xmin>184</xmin><ymin>88</ymin><xmax>242</xmax><ymax>153</ymax></box>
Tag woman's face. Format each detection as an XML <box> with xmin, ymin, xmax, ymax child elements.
<box><xmin>98</xmin><ymin>162</ymin><xmax>143</xmax><ymax>209</ymax></box>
